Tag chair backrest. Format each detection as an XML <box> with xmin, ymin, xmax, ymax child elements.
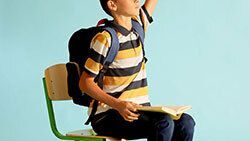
<box><xmin>44</xmin><ymin>63</ymin><xmax>72</xmax><ymax>101</ymax></box>
<box><xmin>43</xmin><ymin>63</ymin><xmax>124</xmax><ymax>141</ymax></box>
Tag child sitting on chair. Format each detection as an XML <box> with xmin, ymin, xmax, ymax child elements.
<box><xmin>79</xmin><ymin>0</ymin><xmax>195</xmax><ymax>140</ymax></box>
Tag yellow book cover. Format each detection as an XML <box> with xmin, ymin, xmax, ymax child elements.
<box><xmin>137</xmin><ymin>105</ymin><xmax>192</xmax><ymax>120</ymax></box>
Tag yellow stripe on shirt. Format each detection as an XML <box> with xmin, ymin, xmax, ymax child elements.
<box><xmin>103</xmin><ymin>72</ymin><xmax>138</xmax><ymax>86</ymax></box>
<box><xmin>119</xmin><ymin>87</ymin><xmax>149</xmax><ymax>100</ymax></box>
<box><xmin>115</xmin><ymin>44</ymin><xmax>142</xmax><ymax>60</ymax></box>
<box><xmin>103</xmin><ymin>64</ymin><xmax>146</xmax><ymax>86</ymax></box>
<box><xmin>85</xmin><ymin>58</ymin><xmax>103</xmax><ymax>74</ymax></box>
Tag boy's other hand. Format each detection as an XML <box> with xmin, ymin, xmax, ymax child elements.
<box><xmin>115</xmin><ymin>101</ymin><xmax>142</xmax><ymax>122</ymax></box>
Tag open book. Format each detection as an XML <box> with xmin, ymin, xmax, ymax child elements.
<box><xmin>137</xmin><ymin>105</ymin><xmax>192</xmax><ymax>120</ymax></box>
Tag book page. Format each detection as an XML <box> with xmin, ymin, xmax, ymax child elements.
<box><xmin>162</xmin><ymin>105</ymin><xmax>192</xmax><ymax>115</ymax></box>
<box><xmin>137</xmin><ymin>105</ymin><xmax>192</xmax><ymax>118</ymax></box>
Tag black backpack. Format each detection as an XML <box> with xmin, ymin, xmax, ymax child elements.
<box><xmin>66</xmin><ymin>19</ymin><xmax>145</xmax><ymax>124</ymax></box>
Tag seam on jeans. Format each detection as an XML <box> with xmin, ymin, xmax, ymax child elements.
<box><xmin>93</xmin><ymin>114</ymin><xmax>108</xmax><ymax>125</ymax></box>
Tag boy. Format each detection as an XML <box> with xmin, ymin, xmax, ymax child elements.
<box><xmin>79</xmin><ymin>0</ymin><xmax>195</xmax><ymax>140</ymax></box>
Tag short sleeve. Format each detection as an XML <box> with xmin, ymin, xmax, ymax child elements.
<box><xmin>83</xmin><ymin>31</ymin><xmax>111</xmax><ymax>77</ymax></box>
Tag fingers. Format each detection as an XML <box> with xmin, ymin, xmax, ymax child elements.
<box><xmin>131</xmin><ymin>102</ymin><xmax>143</xmax><ymax>109</ymax></box>
<box><xmin>123</xmin><ymin>109</ymin><xmax>140</xmax><ymax>122</ymax></box>
<box><xmin>124</xmin><ymin>115</ymin><xmax>138</xmax><ymax>122</ymax></box>
<box><xmin>126</xmin><ymin>102</ymin><xmax>136</xmax><ymax>111</ymax></box>
<box><xmin>128</xmin><ymin>110</ymin><xmax>140</xmax><ymax>118</ymax></box>
<box><xmin>124</xmin><ymin>114</ymin><xmax>138</xmax><ymax>122</ymax></box>
<box><xmin>127</xmin><ymin>102</ymin><xmax>142</xmax><ymax>112</ymax></box>
<box><xmin>116</xmin><ymin>101</ymin><xmax>142</xmax><ymax>122</ymax></box>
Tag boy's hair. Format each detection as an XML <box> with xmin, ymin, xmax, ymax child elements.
<box><xmin>99</xmin><ymin>0</ymin><xmax>112</xmax><ymax>16</ymax></box>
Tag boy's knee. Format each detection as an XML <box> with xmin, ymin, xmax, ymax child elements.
<box><xmin>154</xmin><ymin>114</ymin><xmax>175</xmax><ymax>131</ymax></box>
<box><xmin>179</xmin><ymin>113</ymin><xmax>195</xmax><ymax>131</ymax></box>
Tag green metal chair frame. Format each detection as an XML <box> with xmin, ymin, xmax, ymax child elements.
<box><xmin>42</xmin><ymin>63</ymin><xmax>121</xmax><ymax>141</ymax></box>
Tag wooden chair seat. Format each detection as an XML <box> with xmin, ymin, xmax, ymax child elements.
<box><xmin>66</xmin><ymin>129</ymin><xmax>126</xmax><ymax>141</ymax></box>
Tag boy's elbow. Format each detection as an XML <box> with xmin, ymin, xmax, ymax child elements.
<box><xmin>79</xmin><ymin>77</ymin><xmax>87</xmax><ymax>92</ymax></box>
<box><xmin>79</xmin><ymin>72</ymin><xmax>94</xmax><ymax>92</ymax></box>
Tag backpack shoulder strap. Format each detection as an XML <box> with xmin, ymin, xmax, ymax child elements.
<box><xmin>96</xmin><ymin>19</ymin><xmax>119</xmax><ymax>67</ymax></box>
<box><xmin>102</xmin><ymin>27</ymin><xmax>119</xmax><ymax>67</ymax></box>
<box><xmin>93</xmin><ymin>26</ymin><xmax>119</xmax><ymax>86</ymax></box>
<box><xmin>132</xmin><ymin>19</ymin><xmax>147</xmax><ymax>62</ymax></box>
<box><xmin>132</xmin><ymin>20</ymin><xmax>145</xmax><ymax>44</ymax></box>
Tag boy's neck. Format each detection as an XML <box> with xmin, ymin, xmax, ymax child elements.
<box><xmin>113</xmin><ymin>15</ymin><xmax>132</xmax><ymax>31</ymax></box>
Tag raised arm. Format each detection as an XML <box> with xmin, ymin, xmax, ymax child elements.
<box><xmin>143</xmin><ymin>0</ymin><xmax>158</xmax><ymax>16</ymax></box>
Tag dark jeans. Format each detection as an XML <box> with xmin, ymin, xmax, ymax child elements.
<box><xmin>91</xmin><ymin>109</ymin><xmax>195</xmax><ymax>141</ymax></box>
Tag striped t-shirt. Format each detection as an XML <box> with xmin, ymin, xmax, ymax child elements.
<box><xmin>84</xmin><ymin>8</ymin><xmax>153</xmax><ymax>115</ymax></box>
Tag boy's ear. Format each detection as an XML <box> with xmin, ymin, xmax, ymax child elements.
<box><xmin>107</xmin><ymin>0</ymin><xmax>117</xmax><ymax>13</ymax></box>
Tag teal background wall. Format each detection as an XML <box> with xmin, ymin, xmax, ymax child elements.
<box><xmin>1</xmin><ymin>0</ymin><xmax>250</xmax><ymax>140</ymax></box>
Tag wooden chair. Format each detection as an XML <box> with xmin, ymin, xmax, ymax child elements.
<box><xmin>42</xmin><ymin>63</ymin><xmax>126</xmax><ymax>141</ymax></box>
